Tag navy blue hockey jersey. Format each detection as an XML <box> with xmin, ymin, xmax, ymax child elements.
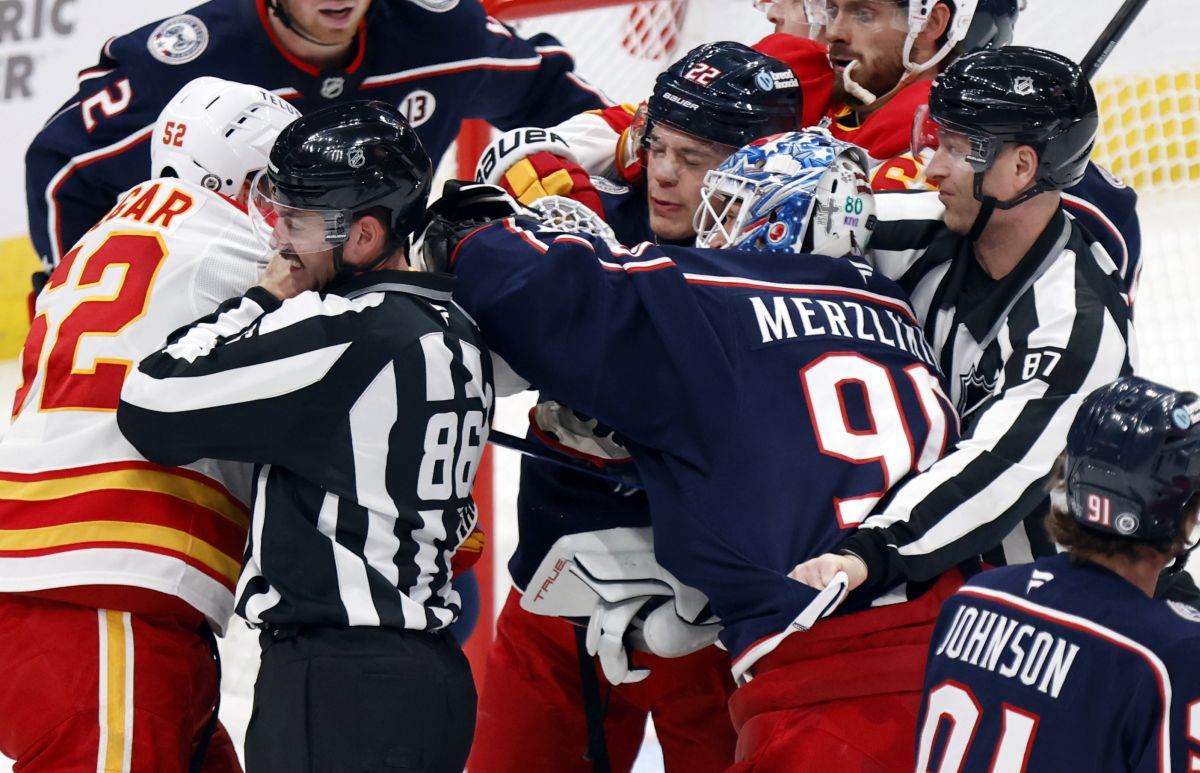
<box><xmin>1064</xmin><ymin>162</ymin><xmax>1142</xmax><ymax>300</ymax></box>
<box><xmin>25</xmin><ymin>0</ymin><xmax>607</xmax><ymax>268</ymax></box>
<box><xmin>452</xmin><ymin>219</ymin><xmax>960</xmax><ymax>658</ymax></box>
<box><xmin>917</xmin><ymin>554</ymin><xmax>1200</xmax><ymax>772</ymax></box>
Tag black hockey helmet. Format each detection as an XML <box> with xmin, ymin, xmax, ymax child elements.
<box><xmin>927</xmin><ymin>46</ymin><xmax>1098</xmax><ymax>197</ymax></box>
<box><xmin>1065</xmin><ymin>377</ymin><xmax>1200</xmax><ymax>543</ymax></box>
<box><xmin>260</xmin><ymin>100</ymin><xmax>432</xmax><ymax>266</ymax></box>
<box><xmin>645</xmin><ymin>41</ymin><xmax>802</xmax><ymax>150</ymax></box>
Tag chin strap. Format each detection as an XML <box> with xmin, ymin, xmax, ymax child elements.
<box><xmin>966</xmin><ymin>171</ymin><xmax>1049</xmax><ymax>242</ymax></box>
<box><xmin>265</xmin><ymin>0</ymin><xmax>346</xmax><ymax>48</ymax></box>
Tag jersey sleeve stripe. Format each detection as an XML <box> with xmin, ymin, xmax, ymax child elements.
<box><xmin>44</xmin><ymin>123</ymin><xmax>154</xmax><ymax>263</ymax></box>
<box><xmin>360</xmin><ymin>56</ymin><xmax>544</xmax><ymax>89</ymax></box>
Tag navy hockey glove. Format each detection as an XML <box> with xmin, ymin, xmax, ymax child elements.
<box><xmin>412</xmin><ymin>181</ymin><xmax>522</xmax><ymax>273</ymax></box>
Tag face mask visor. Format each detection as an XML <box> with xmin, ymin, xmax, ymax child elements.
<box><xmin>695</xmin><ymin>169</ymin><xmax>759</xmax><ymax>249</ymax></box>
<box><xmin>912</xmin><ymin>105</ymin><xmax>1003</xmax><ymax>175</ymax></box>
<box><xmin>249</xmin><ymin>170</ymin><xmax>350</xmax><ymax>256</ymax></box>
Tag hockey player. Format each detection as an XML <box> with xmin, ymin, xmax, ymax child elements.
<box><xmin>754</xmin><ymin>0</ymin><xmax>824</xmax><ymax>39</ymax></box>
<box><xmin>25</xmin><ymin>0</ymin><xmax>608</xmax><ymax>272</ymax></box>
<box><xmin>916</xmin><ymin>376</ymin><xmax>1200</xmax><ymax>771</ymax></box>
<box><xmin>0</xmin><ymin>77</ymin><xmax>299</xmax><ymax>772</ymax></box>
<box><xmin>753</xmin><ymin>0</ymin><xmax>1143</xmax><ymax>293</ymax></box>
<box><xmin>793</xmin><ymin>47</ymin><xmax>1137</xmax><ymax>629</ymax></box>
<box><xmin>468</xmin><ymin>41</ymin><xmax>802</xmax><ymax>773</ymax></box>
<box><xmin>426</xmin><ymin>129</ymin><xmax>961</xmax><ymax>770</ymax></box>
<box><xmin>118</xmin><ymin>101</ymin><xmax>491</xmax><ymax>773</ymax></box>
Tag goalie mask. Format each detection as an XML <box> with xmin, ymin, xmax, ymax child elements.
<box><xmin>151</xmin><ymin>76</ymin><xmax>301</xmax><ymax>200</ymax></box>
<box><xmin>694</xmin><ymin>130</ymin><xmax>875</xmax><ymax>257</ymax></box>
<box><xmin>1066</xmin><ymin>377</ymin><xmax>1200</xmax><ymax>544</ymax></box>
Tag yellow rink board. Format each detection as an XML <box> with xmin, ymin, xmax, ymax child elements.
<box><xmin>0</xmin><ymin>236</ymin><xmax>40</xmax><ymax>360</ymax></box>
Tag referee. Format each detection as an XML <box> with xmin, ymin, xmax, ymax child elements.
<box><xmin>118</xmin><ymin>101</ymin><xmax>492</xmax><ymax>772</ymax></box>
<box><xmin>792</xmin><ymin>48</ymin><xmax>1138</xmax><ymax>599</ymax></box>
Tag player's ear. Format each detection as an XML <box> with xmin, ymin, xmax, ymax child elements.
<box><xmin>916</xmin><ymin>2</ymin><xmax>953</xmax><ymax>56</ymax></box>
<box><xmin>1012</xmin><ymin>145</ymin><xmax>1041</xmax><ymax>189</ymax></box>
<box><xmin>346</xmin><ymin>212</ymin><xmax>389</xmax><ymax>265</ymax></box>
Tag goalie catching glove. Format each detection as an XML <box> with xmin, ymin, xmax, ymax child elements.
<box><xmin>521</xmin><ymin>527</ymin><xmax>720</xmax><ymax>685</ymax></box>
<box><xmin>412</xmin><ymin>181</ymin><xmax>523</xmax><ymax>273</ymax></box>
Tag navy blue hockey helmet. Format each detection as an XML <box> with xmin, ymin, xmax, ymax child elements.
<box><xmin>646</xmin><ymin>41</ymin><xmax>802</xmax><ymax>150</ymax></box>
<box><xmin>1065</xmin><ymin>377</ymin><xmax>1200</xmax><ymax>542</ymax></box>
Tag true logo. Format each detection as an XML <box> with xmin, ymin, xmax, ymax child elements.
<box><xmin>320</xmin><ymin>77</ymin><xmax>345</xmax><ymax>99</ymax></box>
<box><xmin>147</xmin><ymin>15</ymin><xmax>209</xmax><ymax>65</ymax></box>
<box><xmin>348</xmin><ymin>147</ymin><xmax>365</xmax><ymax>169</ymax></box>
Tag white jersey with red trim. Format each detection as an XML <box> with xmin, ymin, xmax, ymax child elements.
<box><xmin>917</xmin><ymin>554</ymin><xmax>1200</xmax><ymax>771</ymax></box>
<box><xmin>0</xmin><ymin>178</ymin><xmax>263</xmax><ymax>633</ymax></box>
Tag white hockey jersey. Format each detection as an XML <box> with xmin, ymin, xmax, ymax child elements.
<box><xmin>0</xmin><ymin>179</ymin><xmax>265</xmax><ymax>633</ymax></box>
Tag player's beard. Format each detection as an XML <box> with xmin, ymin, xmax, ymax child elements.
<box><xmin>829</xmin><ymin>49</ymin><xmax>907</xmax><ymax>108</ymax></box>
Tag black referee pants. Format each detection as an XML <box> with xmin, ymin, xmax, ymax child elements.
<box><xmin>244</xmin><ymin>624</ymin><xmax>476</xmax><ymax>773</ymax></box>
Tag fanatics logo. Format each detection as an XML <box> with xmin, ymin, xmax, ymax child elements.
<box><xmin>147</xmin><ymin>15</ymin><xmax>209</xmax><ymax>65</ymax></box>
<box><xmin>1013</xmin><ymin>76</ymin><xmax>1035</xmax><ymax>96</ymax></box>
<box><xmin>348</xmin><ymin>147</ymin><xmax>365</xmax><ymax>169</ymax></box>
<box><xmin>320</xmin><ymin>77</ymin><xmax>345</xmax><ymax>99</ymax></box>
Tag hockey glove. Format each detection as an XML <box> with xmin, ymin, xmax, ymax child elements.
<box><xmin>530</xmin><ymin>401</ymin><xmax>633</xmax><ymax>467</ymax></box>
<box><xmin>412</xmin><ymin>181</ymin><xmax>522</xmax><ymax>273</ymax></box>
<box><xmin>496</xmin><ymin>151</ymin><xmax>606</xmax><ymax>217</ymax></box>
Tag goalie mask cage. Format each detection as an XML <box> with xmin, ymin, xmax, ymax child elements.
<box><xmin>457</xmin><ymin>0</ymin><xmax>1200</xmax><ymax>685</ymax></box>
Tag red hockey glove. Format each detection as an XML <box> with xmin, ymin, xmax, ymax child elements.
<box><xmin>496</xmin><ymin>151</ymin><xmax>605</xmax><ymax>217</ymax></box>
<box><xmin>451</xmin><ymin>525</ymin><xmax>486</xmax><ymax>574</ymax></box>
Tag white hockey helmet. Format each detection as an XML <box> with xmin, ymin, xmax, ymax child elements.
<box><xmin>151</xmin><ymin>76</ymin><xmax>301</xmax><ymax>197</ymax></box>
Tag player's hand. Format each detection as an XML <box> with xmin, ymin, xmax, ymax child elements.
<box><xmin>614</xmin><ymin>102</ymin><xmax>649</xmax><ymax>187</ymax></box>
<box><xmin>413</xmin><ymin>181</ymin><xmax>523</xmax><ymax>273</ymax></box>
<box><xmin>257</xmin><ymin>251</ymin><xmax>322</xmax><ymax>300</ymax></box>
<box><xmin>789</xmin><ymin>552</ymin><xmax>868</xmax><ymax>592</ymax></box>
<box><xmin>497</xmin><ymin>151</ymin><xmax>605</xmax><ymax>217</ymax></box>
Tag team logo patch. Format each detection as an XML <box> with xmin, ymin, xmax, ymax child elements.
<box><xmin>754</xmin><ymin>70</ymin><xmax>774</xmax><ymax>92</ymax></box>
<box><xmin>589</xmin><ymin>175</ymin><xmax>630</xmax><ymax>195</ymax></box>
<box><xmin>766</xmin><ymin>221</ymin><xmax>788</xmax><ymax>243</ymax></box>
<box><xmin>1114</xmin><ymin>512</ymin><xmax>1140</xmax><ymax>535</ymax></box>
<box><xmin>1013</xmin><ymin>75</ymin><xmax>1035</xmax><ymax>96</ymax></box>
<box><xmin>320</xmin><ymin>77</ymin><xmax>345</xmax><ymax>99</ymax></box>
<box><xmin>348</xmin><ymin>147</ymin><xmax>365</xmax><ymax>169</ymax></box>
<box><xmin>1168</xmin><ymin>600</ymin><xmax>1200</xmax><ymax>623</ymax></box>
<box><xmin>147</xmin><ymin>15</ymin><xmax>209</xmax><ymax>65</ymax></box>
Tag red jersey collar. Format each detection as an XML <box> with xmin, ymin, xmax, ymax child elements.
<box><xmin>255</xmin><ymin>0</ymin><xmax>368</xmax><ymax>77</ymax></box>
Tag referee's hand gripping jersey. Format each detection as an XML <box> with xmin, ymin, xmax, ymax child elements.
<box><xmin>792</xmin><ymin>47</ymin><xmax>1137</xmax><ymax>600</ymax></box>
<box><xmin>117</xmin><ymin>101</ymin><xmax>491</xmax><ymax>773</ymax></box>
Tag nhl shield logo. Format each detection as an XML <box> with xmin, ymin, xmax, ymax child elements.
<box><xmin>147</xmin><ymin>15</ymin><xmax>209</xmax><ymax>65</ymax></box>
<box><xmin>348</xmin><ymin>147</ymin><xmax>366</xmax><ymax>169</ymax></box>
<box><xmin>1013</xmin><ymin>76</ymin><xmax>1035</xmax><ymax>96</ymax></box>
<box><xmin>321</xmin><ymin>77</ymin><xmax>345</xmax><ymax>99</ymax></box>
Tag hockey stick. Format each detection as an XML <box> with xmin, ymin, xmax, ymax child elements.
<box><xmin>1080</xmin><ymin>0</ymin><xmax>1152</xmax><ymax>78</ymax></box>
<box><xmin>487</xmin><ymin>429</ymin><xmax>644</xmax><ymax>490</ymax></box>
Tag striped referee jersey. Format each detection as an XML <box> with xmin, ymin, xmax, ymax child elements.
<box><xmin>841</xmin><ymin>191</ymin><xmax>1135</xmax><ymax>596</ymax></box>
<box><xmin>118</xmin><ymin>270</ymin><xmax>494</xmax><ymax>632</ymax></box>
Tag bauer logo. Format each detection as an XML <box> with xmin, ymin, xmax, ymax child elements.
<box><xmin>147</xmin><ymin>15</ymin><xmax>209</xmax><ymax>65</ymax></box>
<box><xmin>663</xmin><ymin>91</ymin><xmax>699</xmax><ymax>111</ymax></box>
